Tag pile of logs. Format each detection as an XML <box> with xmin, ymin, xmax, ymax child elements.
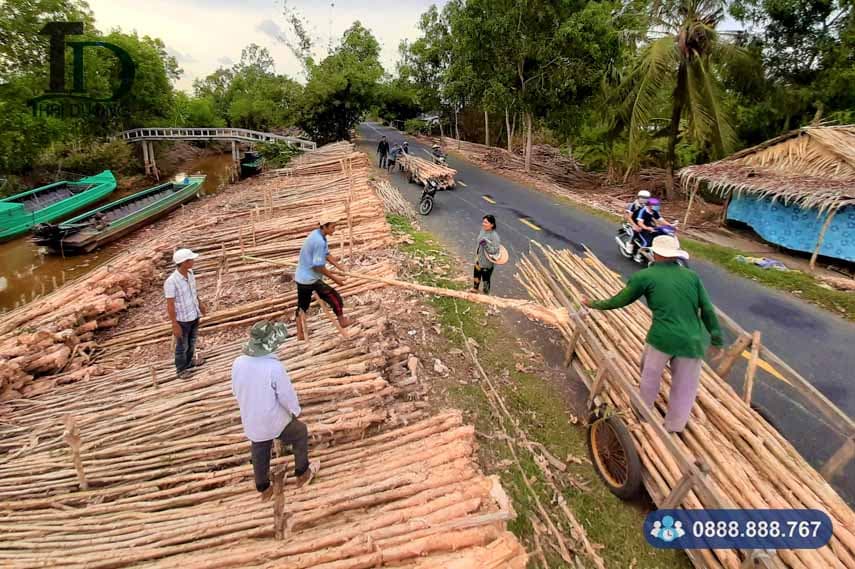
<box><xmin>517</xmin><ymin>246</ymin><xmax>855</xmax><ymax>569</ymax></box>
<box><xmin>441</xmin><ymin>137</ymin><xmax>598</xmax><ymax>188</ymax></box>
<box><xmin>0</xmin><ymin>307</ymin><xmax>527</xmax><ymax>568</ymax></box>
<box><xmin>398</xmin><ymin>154</ymin><xmax>457</xmax><ymax>189</ymax></box>
<box><xmin>0</xmin><ymin>246</ymin><xmax>170</xmax><ymax>400</ymax></box>
<box><xmin>373</xmin><ymin>179</ymin><xmax>417</xmax><ymax>220</ymax></box>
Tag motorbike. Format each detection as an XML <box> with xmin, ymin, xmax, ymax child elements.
<box><xmin>419</xmin><ymin>180</ymin><xmax>439</xmax><ymax>216</ymax></box>
<box><xmin>615</xmin><ymin>221</ymin><xmax>687</xmax><ymax>267</ymax></box>
<box><xmin>432</xmin><ymin>154</ymin><xmax>448</xmax><ymax>167</ymax></box>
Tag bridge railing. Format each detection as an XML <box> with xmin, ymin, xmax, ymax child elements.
<box><xmin>115</xmin><ymin>127</ymin><xmax>316</xmax><ymax>150</ymax></box>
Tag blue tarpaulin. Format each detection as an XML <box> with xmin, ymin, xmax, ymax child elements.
<box><xmin>726</xmin><ymin>195</ymin><xmax>855</xmax><ymax>263</ymax></box>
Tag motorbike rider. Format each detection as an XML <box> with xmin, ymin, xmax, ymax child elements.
<box><xmin>624</xmin><ymin>190</ymin><xmax>650</xmax><ymax>257</ymax></box>
<box><xmin>387</xmin><ymin>144</ymin><xmax>403</xmax><ymax>171</ymax></box>
<box><xmin>402</xmin><ymin>141</ymin><xmax>410</xmax><ymax>154</ymax></box>
<box><xmin>636</xmin><ymin>198</ymin><xmax>665</xmax><ymax>261</ymax></box>
<box><xmin>431</xmin><ymin>143</ymin><xmax>444</xmax><ymax>162</ymax></box>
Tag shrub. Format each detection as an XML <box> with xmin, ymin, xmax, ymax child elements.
<box><xmin>257</xmin><ymin>141</ymin><xmax>303</xmax><ymax>168</ymax></box>
<box><xmin>404</xmin><ymin>119</ymin><xmax>429</xmax><ymax>135</ymax></box>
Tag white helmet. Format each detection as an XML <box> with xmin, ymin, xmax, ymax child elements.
<box><xmin>637</xmin><ymin>190</ymin><xmax>651</xmax><ymax>199</ymax></box>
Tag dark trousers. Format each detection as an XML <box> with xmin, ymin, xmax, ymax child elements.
<box><xmin>174</xmin><ymin>318</ymin><xmax>199</xmax><ymax>372</ymax></box>
<box><xmin>473</xmin><ymin>264</ymin><xmax>494</xmax><ymax>295</ymax></box>
<box><xmin>296</xmin><ymin>281</ymin><xmax>344</xmax><ymax>317</ymax></box>
<box><xmin>250</xmin><ymin>418</ymin><xmax>309</xmax><ymax>492</ymax></box>
<box><xmin>378</xmin><ymin>154</ymin><xmax>387</xmax><ymax>169</ymax></box>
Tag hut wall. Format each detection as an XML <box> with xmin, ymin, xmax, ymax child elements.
<box><xmin>727</xmin><ymin>195</ymin><xmax>855</xmax><ymax>262</ymax></box>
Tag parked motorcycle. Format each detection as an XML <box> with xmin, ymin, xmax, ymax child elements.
<box><xmin>419</xmin><ymin>180</ymin><xmax>439</xmax><ymax>215</ymax></box>
<box><xmin>615</xmin><ymin>222</ymin><xmax>687</xmax><ymax>267</ymax></box>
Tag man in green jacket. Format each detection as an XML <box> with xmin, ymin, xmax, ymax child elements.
<box><xmin>582</xmin><ymin>235</ymin><xmax>724</xmax><ymax>433</ymax></box>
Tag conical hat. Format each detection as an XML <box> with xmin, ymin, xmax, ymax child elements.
<box><xmin>486</xmin><ymin>245</ymin><xmax>510</xmax><ymax>265</ymax></box>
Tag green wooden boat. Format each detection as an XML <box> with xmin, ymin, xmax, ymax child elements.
<box><xmin>240</xmin><ymin>151</ymin><xmax>264</xmax><ymax>178</ymax></box>
<box><xmin>0</xmin><ymin>171</ymin><xmax>117</xmax><ymax>241</ymax></box>
<box><xmin>33</xmin><ymin>175</ymin><xmax>206</xmax><ymax>254</ymax></box>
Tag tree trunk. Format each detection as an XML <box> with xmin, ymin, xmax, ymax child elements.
<box><xmin>505</xmin><ymin>107</ymin><xmax>513</xmax><ymax>153</ymax></box>
<box><xmin>455</xmin><ymin>109</ymin><xmax>460</xmax><ymax>150</ymax></box>
<box><xmin>439</xmin><ymin>117</ymin><xmax>444</xmax><ymax>140</ymax></box>
<box><xmin>665</xmin><ymin>65</ymin><xmax>688</xmax><ymax>200</ymax></box>
<box><xmin>484</xmin><ymin>110</ymin><xmax>489</xmax><ymax>147</ymax></box>
<box><xmin>524</xmin><ymin>112</ymin><xmax>533</xmax><ymax>174</ymax></box>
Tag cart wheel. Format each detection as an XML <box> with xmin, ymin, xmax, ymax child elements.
<box><xmin>418</xmin><ymin>196</ymin><xmax>434</xmax><ymax>216</ymax></box>
<box><xmin>587</xmin><ymin>411</ymin><xmax>643</xmax><ymax>499</ymax></box>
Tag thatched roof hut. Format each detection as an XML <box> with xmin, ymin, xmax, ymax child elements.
<box><xmin>678</xmin><ymin>125</ymin><xmax>855</xmax><ymax>267</ymax></box>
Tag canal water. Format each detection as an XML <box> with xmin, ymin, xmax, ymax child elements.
<box><xmin>0</xmin><ymin>152</ymin><xmax>235</xmax><ymax>313</ymax></box>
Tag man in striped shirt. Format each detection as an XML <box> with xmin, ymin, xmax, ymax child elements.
<box><xmin>164</xmin><ymin>248</ymin><xmax>207</xmax><ymax>376</ymax></box>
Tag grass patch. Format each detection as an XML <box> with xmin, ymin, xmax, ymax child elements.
<box><xmin>682</xmin><ymin>239</ymin><xmax>855</xmax><ymax>321</ymax></box>
<box><xmin>388</xmin><ymin>213</ymin><xmax>688</xmax><ymax>569</ymax></box>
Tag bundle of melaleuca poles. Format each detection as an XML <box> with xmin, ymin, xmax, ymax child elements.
<box><xmin>0</xmin><ymin>306</ymin><xmax>526</xmax><ymax>569</ymax></box>
<box><xmin>517</xmin><ymin>245</ymin><xmax>855</xmax><ymax>569</ymax></box>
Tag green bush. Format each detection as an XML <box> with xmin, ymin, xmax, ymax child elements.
<box><xmin>404</xmin><ymin>118</ymin><xmax>429</xmax><ymax>135</ymax></box>
<box><xmin>36</xmin><ymin>139</ymin><xmax>136</xmax><ymax>176</ymax></box>
<box><xmin>257</xmin><ymin>141</ymin><xmax>303</xmax><ymax>168</ymax></box>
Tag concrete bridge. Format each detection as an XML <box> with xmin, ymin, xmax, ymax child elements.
<box><xmin>114</xmin><ymin>127</ymin><xmax>316</xmax><ymax>178</ymax></box>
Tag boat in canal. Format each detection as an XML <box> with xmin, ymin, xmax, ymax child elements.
<box><xmin>240</xmin><ymin>151</ymin><xmax>264</xmax><ymax>178</ymax></box>
<box><xmin>0</xmin><ymin>171</ymin><xmax>117</xmax><ymax>241</ymax></box>
<box><xmin>33</xmin><ymin>175</ymin><xmax>206</xmax><ymax>254</ymax></box>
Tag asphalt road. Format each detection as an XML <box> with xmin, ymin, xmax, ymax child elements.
<box><xmin>358</xmin><ymin>122</ymin><xmax>855</xmax><ymax>500</ymax></box>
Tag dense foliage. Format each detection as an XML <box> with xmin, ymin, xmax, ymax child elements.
<box><xmin>2</xmin><ymin>0</ymin><xmax>852</xmax><ymax>184</ymax></box>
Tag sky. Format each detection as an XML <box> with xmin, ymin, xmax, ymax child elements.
<box><xmin>87</xmin><ymin>0</ymin><xmax>447</xmax><ymax>92</ymax></box>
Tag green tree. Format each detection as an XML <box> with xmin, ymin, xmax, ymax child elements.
<box><xmin>298</xmin><ymin>22</ymin><xmax>383</xmax><ymax>144</ymax></box>
<box><xmin>617</xmin><ymin>0</ymin><xmax>740</xmax><ymax>196</ymax></box>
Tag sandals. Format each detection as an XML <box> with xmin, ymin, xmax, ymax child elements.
<box><xmin>296</xmin><ymin>461</ymin><xmax>320</xmax><ymax>489</ymax></box>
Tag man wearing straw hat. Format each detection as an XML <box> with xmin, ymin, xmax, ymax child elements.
<box><xmin>582</xmin><ymin>235</ymin><xmax>724</xmax><ymax>433</ymax></box>
<box><xmin>231</xmin><ymin>320</ymin><xmax>320</xmax><ymax>499</ymax></box>
<box><xmin>294</xmin><ymin>217</ymin><xmax>352</xmax><ymax>340</ymax></box>
<box><xmin>164</xmin><ymin>248</ymin><xmax>206</xmax><ymax>376</ymax></box>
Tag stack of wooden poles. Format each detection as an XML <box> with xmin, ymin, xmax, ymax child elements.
<box><xmin>0</xmin><ymin>245</ymin><xmax>170</xmax><ymax>400</ymax></box>
<box><xmin>398</xmin><ymin>154</ymin><xmax>457</xmax><ymax>189</ymax></box>
<box><xmin>373</xmin><ymin>180</ymin><xmax>417</xmax><ymax>220</ymax></box>
<box><xmin>0</xmin><ymin>307</ymin><xmax>526</xmax><ymax>568</ymax></box>
<box><xmin>517</xmin><ymin>245</ymin><xmax>855</xmax><ymax>569</ymax></box>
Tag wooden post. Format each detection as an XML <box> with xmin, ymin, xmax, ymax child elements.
<box><xmin>820</xmin><ymin>435</ymin><xmax>855</xmax><ymax>481</ymax></box>
<box><xmin>141</xmin><ymin>141</ymin><xmax>150</xmax><ymax>175</ymax></box>
<box><xmin>809</xmin><ymin>208</ymin><xmax>838</xmax><ymax>271</ymax></box>
<box><xmin>148</xmin><ymin>142</ymin><xmax>159</xmax><ymax>180</ymax></box>
<box><xmin>683</xmin><ymin>186</ymin><xmax>697</xmax><ymax>228</ymax></box>
<box><xmin>661</xmin><ymin>460</ymin><xmax>710</xmax><ymax>508</ymax></box>
<box><xmin>272</xmin><ymin>468</ymin><xmax>286</xmax><ymax>540</ymax></box>
<box><xmin>149</xmin><ymin>366</ymin><xmax>158</xmax><ymax>389</ymax></box>
<box><xmin>347</xmin><ymin>159</ymin><xmax>354</xmax><ymax>258</ymax></box>
<box><xmin>743</xmin><ymin>331</ymin><xmax>762</xmax><ymax>405</ymax></box>
<box><xmin>484</xmin><ymin>110</ymin><xmax>489</xmax><ymax>147</ymax></box>
<box><xmin>587</xmin><ymin>352</ymin><xmax>615</xmax><ymax>408</ymax></box>
<box><xmin>563</xmin><ymin>314</ymin><xmax>587</xmax><ymax>367</ymax></box>
<box><xmin>62</xmin><ymin>416</ymin><xmax>88</xmax><ymax>490</ymax></box>
<box><xmin>715</xmin><ymin>333</ymin><xmax>753</xmax><ymax>379</ymax></box>
<box><xmin>455</xmin><ymin>108</ymin><xmax>460</xmax><ymax>150</ymax></box>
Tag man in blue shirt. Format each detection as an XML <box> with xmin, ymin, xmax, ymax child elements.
<box><xmin>294</xmin><ymin>217</ymin><xmax>351</xmax><ymax>340</ymax></box>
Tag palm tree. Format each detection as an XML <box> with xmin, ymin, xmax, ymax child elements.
<box><xmin>618</xmin><ymin>0</ymin><xmax>740</xmax><ymax>197</ymax></box>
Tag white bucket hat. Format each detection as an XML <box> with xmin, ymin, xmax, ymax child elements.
<box><xmin>318</xmin><ymin>215</ymin><xmax>339</xmax><ymax>227</ymax></box>
<box><xmin>651</xmin><ymin>236</ymin><xmax>689</xmax><ymax>260</ymax></box>
<box><xmin>173</xmin><ymin>248</ymin><xmax>199</xmax><ymax>265</ymax></box>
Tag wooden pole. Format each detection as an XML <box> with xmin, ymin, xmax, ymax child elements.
<box><xmin>683</xmin><ymin>186</ymin><xmax>697</xmax><ymax>228</ymax></box>
<box><xmin>241</xmin><ymin>255</ymin><xmax>571</xmax><ymax>326</ymax></box>
<box><xmin>809</xmin><ymin>208</ymin><xmax>838</xmax><ymax>271</ymax></box>
<box><xmin>141</xmin><ymin>141</ymin><xmax>150</xmax><ymax>175</ymax></box>
<box><xmin>820</xmin><ymin>436</ymin><xmax>855</xmax><ymax>481</ymax></box>
<box><xmin>272</xmin><ymin>468</ymin><xmax>286</xmax><ymax>540</ymax></box>
<box><xmin>715</xmin><ymin>333</ymin><xmax>753</xmax><ymax>379</ymax></box>
<box><xmin>62</xmin><ymin>416</ymin><xmax>88</xmax><ymax>490</ymax></box>
<box><xmin>484</xmin><ymin>110</ymin><xmax>489</xmax><ymax>147</ymax></box>
<box><xmin>742</xmin><ymin>331</ymin><xmax>762</xmax><ymax>405</ymax></box>
<box><xmin>149</xmin><ymin>365</ymin><xmax>158</xmax><ymax>389</ymax></box>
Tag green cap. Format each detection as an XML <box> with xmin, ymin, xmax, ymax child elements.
<box><xmin>243</xmin><ymin>320</ymin><xmax>289</xmax><ymax>356</ymax></box>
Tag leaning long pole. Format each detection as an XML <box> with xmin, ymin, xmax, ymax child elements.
<box><xmin>241</xmin><ymin>255</ymin><xmax>570</xmax><ymax>326</ymax></box>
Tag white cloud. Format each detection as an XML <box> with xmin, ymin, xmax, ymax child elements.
<box><xmin>87</xmin><ymin>0</ymin><xmax>446</xmax><ymax>93</ymax></box>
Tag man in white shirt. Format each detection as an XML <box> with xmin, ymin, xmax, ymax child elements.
<box><xmin>164</xmin><ymin>248</ymin><xmax>206</xmax><ymax>376</ymax></box>
<box><xmin>231</xmin><ymin>320</ymin><xmax>320</xmax><ymax>499</ymax></box>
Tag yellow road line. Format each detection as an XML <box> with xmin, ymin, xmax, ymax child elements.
<box><xmin>519</xmin><ymin>218</ymin><xmax>541</xmax><ymax>231</ymax></box>
<box><xmin>741</xmin><ymin>350</ymin><xmax>789</xmax><ymax>383</ymax></box>
<box><xmin>482</xmin><ymin>195</ymin><xmax>496</xmax><ymax>204</ymax></box>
